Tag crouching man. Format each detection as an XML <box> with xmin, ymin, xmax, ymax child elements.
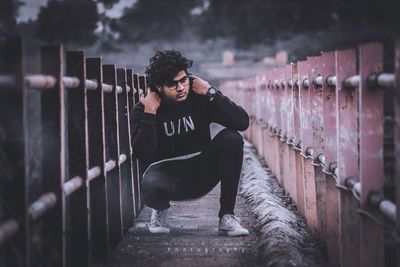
<box><xmin>131</xmin><ymin>50</ymin><xmax>249</xmax><ymax>236</ymax></box>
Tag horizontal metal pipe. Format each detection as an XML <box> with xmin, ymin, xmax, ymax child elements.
<box><xmin>302</xmin><ymin>78</ymin><xmax>309</xmax><ymax>88</ymax></box>
<box><xmin>139</xmin><ymin>89</ymin><xmax>144</xmax><ymax>95</ymax></box>
<box><xmin>28</xmin><ymin>192</ymin><xmax>57</xmax><ymax>221</ymax></box>
<box><xmin>0</xmin><ymin>219</ymin><xmax>19</xmax><ymax>245</ymax></box>
<box><xmin>287</xmin><ymin>80</ymin><xmax>293</xmax><ymax>88</ymax></box>
<box><xmin>343</xmin><ymin>75</ymin><xmax>360</xmax><ymax>89</ymax></box>
<box><xmin>126</xmin><ymin>85</ymin><xmax>131</xmax><ymax>93</ymax></box>
<box><xmin>326</xmin><ymin>75</ymin><xmax>337</xmax><ymax>87</ymax></box>
<box><xmin>273</xmin><ymin>80</ymin><xmax>280</xmax><ymax>89</ymax></box>
<box><xmin>116</xmin><ymin>85</ymin><xmax>123</xmax><ymax>94</ymax></box>
<box><xmin>0</xmin><ymin>74</ymin><xmax>16</xmax><ymax>89</ymax></box>
<box><xmin>368</xmin><ymin>191</ymin><xmax>397</xmax><ymax>223</ymax></box>
<box><xmin>104</xmin><ymin>159</ymin><xmax>116</xmax><ymax>173</ymax></box>
<box><xmin>379</xmin><ymin>199</ymin><xmax>396</xmax><ymax>223</ymax></box>
<box><xmin>25</xmin><ymin>74</ymin><xmax>57</xmax><ymax>90</ymax></box>
<box><xmin>63</xmin><ymin>76</ymin><xmax>80</xmax><ymax>89</ymax></box>
<box><xmin>118</xmin><ymin>154</ymin><xmax>127</xmax><ymax>165</ymax></box>
<box><xmin>102</xmin><ymin>83</ymin><xmax>113</xmax><ymax>93</ymax></box>
<box><xmin>85</xmin><ymin>79</ymin><xmax>98</xmax><ymax>90</ymax></box>
<box><xmin>367</xmin><ymin>73</ymin><xmax>395</xmax><ymax>89</ymax></box>
<box><xmin>295</xmin><ymin>80</ymin><xmax>300</xmax><ymax>88</ymax></box>
<box><xmin>313</xmin><ymin>76</ymin><xmax>323</xmax><ymax>86</ymax></box>
<box><xmin>63</xmin><ymin>176</ymin><xmax>84</xmax><ymax>196</ymax></box>
<box><xmin>87</xmin><ymin>166</ymin><xmax>101</xmax><ymax>181</ymax></box>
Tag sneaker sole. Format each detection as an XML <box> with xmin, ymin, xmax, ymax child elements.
<box><xmin>218</xmin><ymin>229</ymin><xmax>249</xmax><ymax>237</ymax></box>
<box><xmin>149</xmin><ymin>227</ymin><xmax>170</xmax><ymax>234</ymax></box>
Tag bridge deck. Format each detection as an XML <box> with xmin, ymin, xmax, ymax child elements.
<box><xmin>107</xmin><ymin>138</ymin><xmax>326</xmax><ymax>267</ymax></box>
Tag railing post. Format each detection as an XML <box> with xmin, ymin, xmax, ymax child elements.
<box><xmin>0</xmin><ymin>37</ymin><xmax>26</xmax><ymax>266</ymax></box>
<box><xmin>298</xmin><ymin>60</ymin><xmax>318</xmax><ymax>232</ymax></box>
<box><xmin>126</xmin><ymin>69</ymin><xmax>139</xmax><ymax>217</ymax></box>
<box><xmin>308</xmin><ymin>55</ymin><xmax>326</xmax><ymax>240</ymax></box>
<box><xmin>336</xmin><ymin>48</ymin><xmax>361</xmax><ymax>267</ymax></box>
<box><xmin>116</xmin><ymin>68</ymin><xmax>135</xmax><ymax>234</ymax></box>
<box><xmin>292</xmin><ymin>63</ymin><xmax>306</xmax><ymax>216</ymax></box>
<box><xmin>86</xmin><ymin>57</ymin><xmax>108</xmax><ymax>263</ymax></box>
<box><xmin>395</xmin><ymin>40</ymin><xmax>400</xmax><ymax>267</ymax></box>
<box><xmin>285</xmin><ymin>65</ymin><xmax>297</xmax><ymax>203</ymax></box>
<box><xmin>102</xmin><ymin>64</ymin><xmax>122</xmax><ymax>253</ymax></box>
<box><xmin>359</xmin><ymin>43</ymin><xmax>385</xmax><ymax>267</ymax></box>
<box><xmin>65</xmin><ymin>50</ymin><xmax>89</xmax><ymax>266</ymax></box>
<box><xmin>320</xmin><ymin>51</ymin><xmax>340</xmax><ymax>267</ymax></box>
<box><xmin>40</xmin><ymin>44</ymin><xmax>65</xmax><ymax>267</ymax></box>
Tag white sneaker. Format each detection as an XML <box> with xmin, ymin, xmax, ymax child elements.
<box><xmin>149</xmin><ymin>209</ymin><xmax>170</xmax><ymax>234</ymax></box>
<box><xmin>218</xmin><ymin>214</ymin><xmax>249</xmax><ymax>236</ymax></box>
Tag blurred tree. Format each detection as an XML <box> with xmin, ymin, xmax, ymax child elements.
<box><xmin>114</xmin><ymin>0</ymin><xmax>202</xmax><ymax>42</ymax></box>
<box><xmin>36</xmin><ymin>0</ymin><xmax>99</xmax><ymax>45</ymax></box>
<box><xmin>0</xmin><ymin>0</ymin><xmax>23</xmax><ymax>39</ymax></box>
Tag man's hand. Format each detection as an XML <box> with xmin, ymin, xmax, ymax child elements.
<box><xmin>190</xmin><ymin>75</ymin><xmax>211</xmax><ymax>96</ymax></box>
<box><xmin>140</xmin><ymin>90</ymin><xmax>161</xmax><ymax>114</ymax></box>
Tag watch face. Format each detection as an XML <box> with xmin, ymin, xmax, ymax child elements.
<box><xmin>210</xmin><ymin>88</ymin><xmax>216</xmax><ymax>94</ymax></box>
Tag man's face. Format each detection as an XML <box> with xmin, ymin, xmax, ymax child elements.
<box><xmin>159</xmin><ymin>70</ymin><xmax>190</xmax><ymax>102</ymax></box>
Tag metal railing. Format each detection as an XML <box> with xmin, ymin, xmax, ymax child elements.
<box><xmin>0</xmin><ymin>38</ymin><xmax>147</xmax><ymax>267</ymax></box>
<box><xmin>221</xmin><ymin>41</ymin><xmax>400</xmax><ymax>267</ymax></box>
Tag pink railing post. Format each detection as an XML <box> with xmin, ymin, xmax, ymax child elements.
<box><xmin>359</xmin><ymin>43</ymin><xmax>385</xmax><ymax>267</ymax></box>
<box><xmin>321</xmin><ymin>51</ymin><xmax>340</xmax><ymax>267</ymax></box>
<box><xmin>298</xmin><ymin>60</ymin><xmax>318</xmax><ymax>232</ymax></box>
<box><xmin>336</xmin><ymin>48</ymin><xmax>361</xmax><ymax>267</ymax></box>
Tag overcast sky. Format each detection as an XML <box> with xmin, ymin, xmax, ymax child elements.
<box><xmin>17</xmin><ymin>0</ymin><xmax>137</xmax><ymax>22</ymax></box>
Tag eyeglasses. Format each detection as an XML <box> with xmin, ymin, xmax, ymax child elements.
<box><xmin>165</xmin><ymin>76</ymin><xmax>190</xmax><ymax>91</ymax></box>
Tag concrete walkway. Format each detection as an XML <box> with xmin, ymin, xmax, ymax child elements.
<box><xmin>107</xmin><ymin>183</ymin><xmax>261</xmax><ymax>267</ymax></box>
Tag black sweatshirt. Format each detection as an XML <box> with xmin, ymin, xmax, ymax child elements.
<box><xmin>131</xmin><ymin>89</ymin><xmax>249</xmax><ymax>164</ymax></box>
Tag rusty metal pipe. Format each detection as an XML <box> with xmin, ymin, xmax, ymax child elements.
<box><xmin>302</xmin><ymin>78</ymin><xmax>309</xmax><ymax>88</ymax></box>
<box><xmin>63</xmin><ymin>76</ymin><xmax>80</xmax><ymax>88</ymax></box>
<box><xmin>102</xmin><ymin>83</ymin><xmax>113</xmax><ymax>93</ymax></box>
<box><xmin>0</xmin><ymin>219</ymin><xmax>19</xmax><ymax>245</ymax></box>
<box><xmin>367</xmin><ymin>73</ymin><xmax>395</xmax><ymax>89</ymax></box>
<box><xmin>63</xmin><ymin>176</ymin><xmax>84</xmax><ymax>196</ymax></box>
<box><xmin>0</xmin><ymin>74</ymin><xmax>16</xmax><ymax>89</ymax></box>
<box><xmin>104</xmin><ymin>159</ymin><xmax>116</xmax><ymax>172</ymax></box>
<box><xmin>326</xmin><ymin>75</ymin><xmax>337</xmax><ymax>87</ymax></box>
<box><xmin>368</xmin><ymin>191</ymin><xmax>397</xmax><ymax>223</ymax></box>
<box><xmin>118</xmin><ymin>154</ymin><xmax>127</xmax><ymax>165</ymax></box>
<box><xmin>87</xmin><ymin>166</ymin><xmax>101</xmax><ymax>181</ymax></box>
<box><xmin>343</xmin><ymin>75</ymin><xmax>360</xmax><ymax>88</ymax></box>
<box><xmin>28</xmin><ymin>192</ymin><xmax>57</xmax><ymax>221</ymax></box>
<box><xmin>85</xmin><ymin>79</ymin><xmax>98</xmax><ymax>90</ymax></box>
<box><xmin>25</xmin><ymin>74</ymin><xmax>57</xmax><ymax>90</ymax></box>
<box><xmin>313</xmin><ymin>76</ymin><xmax>323</xmax><ymax>86</ymax></box>
<box><xmin>116</xmin><ymin>85</ymin><xmax>123</xmax><ymax>94</ymax></box>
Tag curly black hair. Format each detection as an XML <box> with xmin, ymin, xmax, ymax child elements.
<box><xmin>145</xmin><ymin>50</ymin><xmax>193</xmax><ymax>91</ymax></box>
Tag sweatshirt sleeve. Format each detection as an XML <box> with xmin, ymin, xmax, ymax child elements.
<box><xmin>131</xmin><ymin>103</ymin><xmax>158</xmax><ymax>162</ymax></box>
<box><xmin>207</xmin><ymin>90</ymin><xmax>249</xmax><ymax>131</ymax></box>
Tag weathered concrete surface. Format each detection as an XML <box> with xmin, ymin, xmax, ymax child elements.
<box><xmin>107</xmin><ymin>125</ymin><xmax>326</xmax><ymax>266</ymax></box>
<box><xmin>107</xmin><ymin>184</ymin><xmax>261</xmax><ymax>267</ymax></box>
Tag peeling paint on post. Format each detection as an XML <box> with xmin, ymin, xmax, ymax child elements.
<box><xmin>308</xmin><ymin>55</ymin><xmax>326</xmax><ymax>240</ymax></box>
<box><xmin>298</xmin><ymin>60</ymin><xmax>318</xmax><ymax>232</ymax></box>
<box><xmin>320</xmin><ymin>51</ymin><xmax>340</xmax><ymax>267</ymax></box>
<box><xmin>336</xmin><ymin>49</ymin><xmax>361</xmax><ymax>267</ymax></box>
<box><xmin>359</xmin><ymin>43</ymin><xmax>384</xmax><ymax>267</ymax></box>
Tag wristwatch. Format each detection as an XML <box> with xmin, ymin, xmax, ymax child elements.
<box><xmin>206</xmin><ymin>86</ymin><xmax>217</xmax><ymax>99</ymax></box>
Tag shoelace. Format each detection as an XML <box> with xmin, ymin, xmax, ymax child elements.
<box><xmin>225</xmin><ymin>215</ymin><xmax>242</xmax><ymax>227</ymax></box>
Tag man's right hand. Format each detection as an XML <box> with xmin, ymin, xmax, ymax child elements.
<box><xmin>141</xmin><ymin>90</ymin><xmax>161</xmax><ymax>114</ymax></box>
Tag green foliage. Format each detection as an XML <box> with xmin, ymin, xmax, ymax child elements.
<box><xmin>36</xmin><ymin>0</ymin><xmax>99</xmax><ymax>45</ymax></box>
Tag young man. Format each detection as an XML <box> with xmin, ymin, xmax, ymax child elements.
<box><xmin>131</xmin><ymin>50</ymin><xmax>249</xmax><ymax>236</ymax></box>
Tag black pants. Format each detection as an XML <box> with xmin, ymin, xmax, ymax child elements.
<box><xmin>141</xmin><ymin>128</ymin><xmax>244</xmax><ymax>218</ymax></box>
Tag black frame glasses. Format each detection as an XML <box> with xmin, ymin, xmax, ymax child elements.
<box><xmin>165</xmin><ymin>76</ymin><xmax>190</xmax><ymax>91</ymax></box>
